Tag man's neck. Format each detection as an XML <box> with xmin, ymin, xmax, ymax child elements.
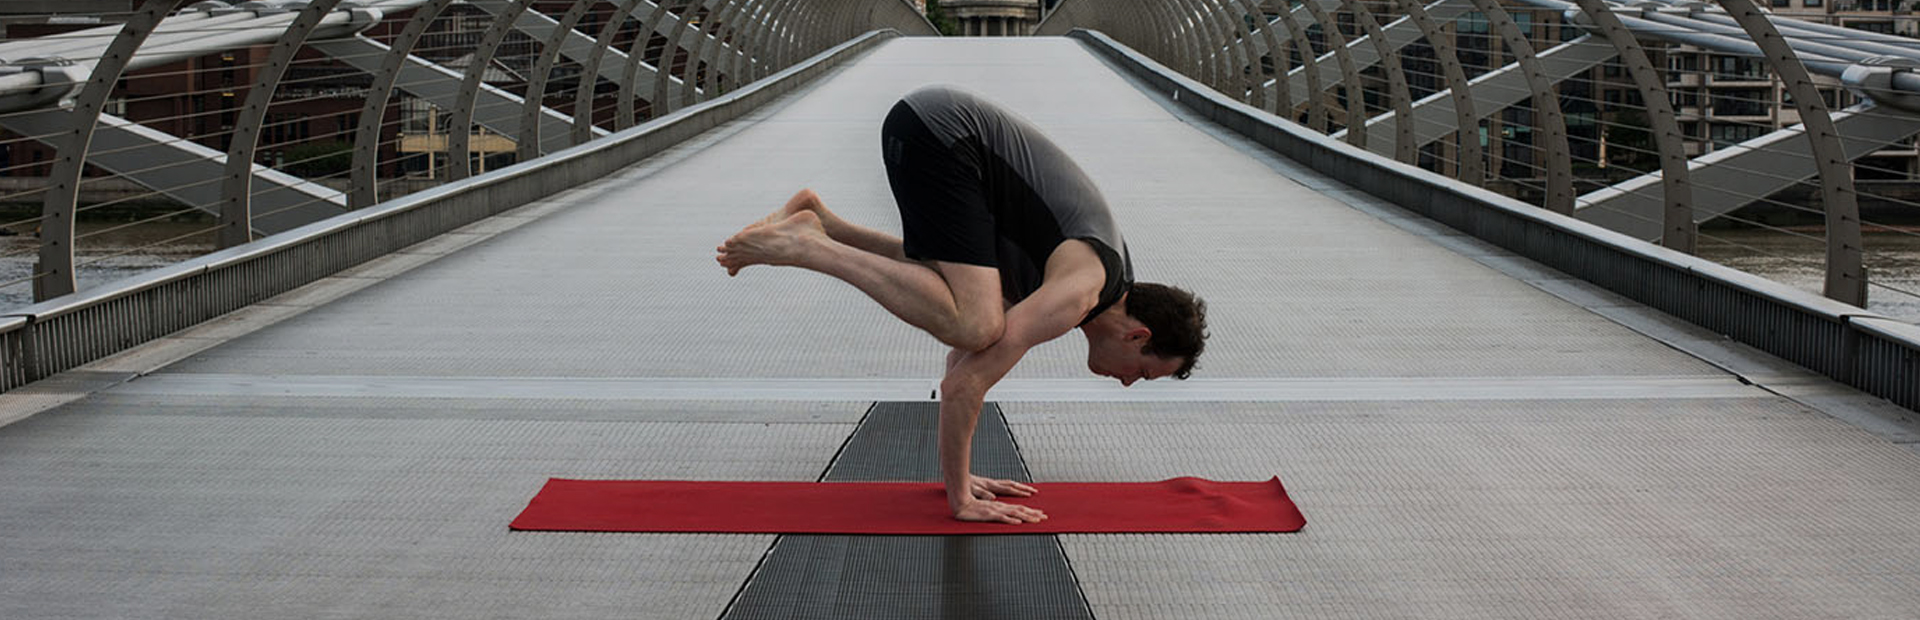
<box><xmin>1079</xmin><ymin>297</ymin><xmax>1131</xmax><ymax>338</ymax></box>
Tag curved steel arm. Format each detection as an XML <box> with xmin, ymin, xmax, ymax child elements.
<box><xmin>1202</xmin><ymin>0</ymin><xmax>1258</xmax><ymax>103</ymax></box>
<box><xmin>1342</xmin><ymin>0</ymin><xmax>1416</xmax><ymax>164</ymax></box>
<box><xmin>219</xmin><ymin>0</ymin><xmax>353</xmax><ymax>248</ymax></box>
<box><xmin>1394</xmin><ymin>0</ymin><xmax>1482</xmax><ymax>184</ymax></box>
<box><xmin>649</xmin><ymin>0</ymin><xmax>700</xmax><ymax>117</ymax></box>
<box><xmin>1271</xmin><ymin>4</ymin><xmax>1328</xmax><ymax>132</ymax></box>
<box><xmin>519</xmin><ymin>0</ymin><xmax>600</xmax><ymax>162</ymax></box>
<box><xmin>351</xmin><ymin>0</ymin><xmax>461</xmax><ymax>208</ymax></box>
<box><xmin>1297</xmin><ymin>0</ymin><xmax>1365</xmax><ymax>145</ymax></box>
<box><xmin>35</xmin><ymin>0</ymin><xmax>175</xmax><ymax>300</ymax></box>
<box><xmin>680</xmin><ymin>0</ymin><xmax>739</xmax><ymax>106</ymax></box>
<box><xmin>1472</xmin><ymin>0</ymin><xmax>1573</xmax><ymax>213</ymax></box>
<box><xmin>576</xmin><ymin>0</ymin><xmax>653</xmax><ymax>143</ymax></box>
<box><xmin>1713</xmin><ymin>0</ymin><xmax>1865</xmax><ymax>304</ymax></box>
<box><xmin>619</xmin><ymin>0</ymin><xmax>676</xmax><ymax>128</ymax></box>
<box><xmin>699</xmin><ymin>0</ymin><xmax>753</xmax><ymax>97</ymax></box>
<box><xmin>1567</xmin><ymin>0</ymin><xmax>1694</xmax><ymax>251</ymax></box>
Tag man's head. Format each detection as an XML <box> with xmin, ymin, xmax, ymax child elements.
<box><xmin>1085</xmin><ymin>282</ymin><xmax>1208</xmax><ymax>386</ymax></box>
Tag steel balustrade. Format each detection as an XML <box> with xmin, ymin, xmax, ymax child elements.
<box><xmin>0</xmin><ymin>0</ymin><xmax>935</xmax><ymax>389</ymax></box>
<box><xmin>1070</xmin><ymin>24</ymin><xmax>1920</xmax><ymax>413</ymax></box>
<box><xmin>1039</xmin><ymin>1</ymin><xmax>1920</xmax><ymax>411</ymax></box>
<box><xmin>1341</xmin><ymin>0</ymin><xmax>1416</xmax><ymax>163</ymax></box>
<box><xmin>218</xmin><ymin>0</ymin><xmax>352</xmax><ymax>249</ymax></box>
<box><xmin>33</xmin><ymin>0</ymin><xmax>176</xmax><ymax>301</ymax></box>
<box><xmin>1038</xmin><ymin>0</ymin><xmax>1920</xmax><ymax>310</ymax></box>
<box><xmin>1714</xmin><ymin>0</ymin><xmax>1866</xmax><ymax>305</ymax></box>
<box><xmin>1471</xmin><ymin>0</ymin><xmax>1574</xmax><ymax>214</ymax></box>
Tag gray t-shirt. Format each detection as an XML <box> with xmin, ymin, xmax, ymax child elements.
<box><xmin>901</xmin><ymin>86</ymin><xmax>1132</xmax><ymax>324</ymax></box>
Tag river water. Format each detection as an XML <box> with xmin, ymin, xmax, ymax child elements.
<box><xmin>0</xmin><ymin>222</ymin><xmax>1916</xmax><ymax>324</ymax></box>
<box><xmin>0</xmin><ymin>221</ymin><xmax>213</xmax><ymax>311</ymax></box>
<box><xmin>1695</xmin><ymin>228</ymin><xmax>1920</xmax><ymax>323</ymax></box>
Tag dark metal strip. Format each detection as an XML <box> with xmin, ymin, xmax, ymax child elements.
<box><xmin>719</xmin><ymin>401</ymin><xmax>1092</xmax><ymax>620</ymax></box>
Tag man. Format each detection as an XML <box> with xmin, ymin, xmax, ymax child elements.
<box><xmin>716</xmin><ymin>85</ymin><xmax>1207</xmax><ymax>525</ymax></box>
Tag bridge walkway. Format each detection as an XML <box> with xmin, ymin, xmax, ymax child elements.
<box><xmin>3</xmin><ymin>37</ymin><xmax>1919</xmax><ymax>618</ymax></box>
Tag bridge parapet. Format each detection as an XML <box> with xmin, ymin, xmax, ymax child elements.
<box><xmin>1039</xmin><ymin>0</ymin><xmax>1920</xmax><ymax>311</ymax></box>
<box><xmin>1064</xmin><ymin>25</ymin><xmax>1919</xmax><ymax>412</ymax></box>
<box><xmin>0</xmin><ymin>0</ymin><xmax>932</xmax><ymax>392</ymax></box>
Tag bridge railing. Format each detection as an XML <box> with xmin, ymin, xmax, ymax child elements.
<box><xmin>1043</xmin><ymin>3</ymin><xmax>1920</xmax><ymax>411</ymax></box>
<box><xmin>1041</xmin><ymin>0</ymin><xmax>1920</xmax><ymax>308</ymax></box>
<box><xmin>0</xmin><ymin>0</ymin><xmax>934</xmax><ymax>391</ymax></box>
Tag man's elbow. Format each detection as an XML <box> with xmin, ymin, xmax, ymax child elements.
<box><xmin>949</xmin><ymin>317</ymin><xmax>1005</xmax><ymax>353</ymax></box>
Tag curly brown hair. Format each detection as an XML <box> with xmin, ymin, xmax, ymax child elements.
<box><xmin>1126</xmin><ymin>282</ymin><xmax>1208</xmax><ymax>379</ymax></box>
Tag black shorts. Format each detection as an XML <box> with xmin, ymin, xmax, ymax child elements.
<box><xmin>881</xmin><ymin>100</ymin><xmax>998</xmax><ymax>268</ymax></box>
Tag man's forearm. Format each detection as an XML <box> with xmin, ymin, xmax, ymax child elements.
<box><xmin>938</xmin><ymin>381</ymin><xmax>986</xmax><ymax>510</ymax></box>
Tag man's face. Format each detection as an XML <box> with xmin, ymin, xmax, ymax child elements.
<box><xmin>1086</xmin><ymin>336</ymin><xmax>1185</xmax><ymax>387</ymax></box>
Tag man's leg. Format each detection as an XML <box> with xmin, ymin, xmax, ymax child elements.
<box><xmin>757</xmin><ymin>188</ymin><xmax>905</xmax><ymax>260</ymax></box>
<box><xmin>718</xmin><ymin>211</ymin><xmax>1005</xmax><ymax>350</ymax></box>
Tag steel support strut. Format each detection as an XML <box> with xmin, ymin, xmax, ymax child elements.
<box><xmin>1341</xmin><ymin>0</ymin><xmax>1416</xmax><ymax>163</ymax></box>
<box><xmin>1471</xmin><ymin>0</ymin><xmax>1573</xmax><ymax>213</ymax></box>
<box><xmin>350</xmin><ymin>0</ymin><xmax>460</xmax><ymax>208</ymax></box>
<box><xmin>1567</xmin><ymin>0</ymin><xmax>1695</xmax><ymax>251</ymax></box>
<box><xmin>519</xmin><ymin>0</ymin><xmax>601</xmax><ymax>162</ymax></box>
<box><xmin>35</xmin><ymin>0</ymin><xmax>174</xmax><ymax>300</ymax></box>
<box><xmin>1713</xmin><ymin>0</ymin><xmax>1865</xmax><ymax>304</ymax></box>
<box><xmin>219</xmin><ymin>0</ymin><xmax>350</xmax><ymax>249</ymax></box>
<box><xmin>1395</xmin><ymin>0</ymin><xmax>1482</xmax><ymax>184</ymax></box>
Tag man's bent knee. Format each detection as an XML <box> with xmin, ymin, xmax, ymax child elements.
<box><xmin>946</xmin><ymin>314</ymin><xmax>1004</xmax><ymax>352</ymax></box>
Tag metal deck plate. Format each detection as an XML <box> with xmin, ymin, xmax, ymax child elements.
<box><xmin>722</xmin><ymin>402</ymin><xmax>1092</xmax><ymax>620</ymax></box>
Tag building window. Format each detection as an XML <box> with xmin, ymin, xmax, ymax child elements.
<box><xmin>1712</xmin><ymin>55</ymin><xmax>1766</xmax><ymax>80</ymax></box>
<box><xmin>1458</xmin><ymin>12</ymin><xmax>1489</xmax><ymax>34</ymax></box>
<box><xmin>1713</xmin><ymin>89</ymin><xmax>1770</xmax><ymax>116</ymax></box>
<box><xmin>1849</xmin><ymin>20</ymin><xmax>1896</xmax><ymax>34</ymax></box>
<box><xmin>1710</xmin><ymin>123</ymin><xmax>1768</xmax><ymax>146</ymax></box>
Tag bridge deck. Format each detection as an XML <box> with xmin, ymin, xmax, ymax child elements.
<box><xmin>5</xmin><ymin>38</ymin><xmax>1920</xmax><ymax>618</ymax></box>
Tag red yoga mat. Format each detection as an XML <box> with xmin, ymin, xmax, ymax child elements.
<box><xmin>510</xmin><ymin>476</ymin><xmax>1305</xmax><ymax>534</ymax></box>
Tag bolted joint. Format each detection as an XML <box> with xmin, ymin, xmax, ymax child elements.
<box><xmin>1842</xmin><ymin>56</ymin><xmax>1920</xmax><ymax>114</ymax></box>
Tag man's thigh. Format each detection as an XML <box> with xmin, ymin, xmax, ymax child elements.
<box><xmin>932</xmin><ymin>261</ymin><xmax>1005</xmax><ymax>326</ymax></box>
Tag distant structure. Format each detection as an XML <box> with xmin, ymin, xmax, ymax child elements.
<box><xmin>942</xmin><ymin>0</ymin><xmax>1041</xmax><ymax>36</ymax></box>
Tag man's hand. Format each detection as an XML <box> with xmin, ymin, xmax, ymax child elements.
<box><xmin>969</xmin><ymin>475</ymin><xmax>1038</xmax><ymax>501</ymax></box>
<box><xmin>952</xmin><ymin>497</ymin><xmax>1048</xmax><ymax>524</ymax></box>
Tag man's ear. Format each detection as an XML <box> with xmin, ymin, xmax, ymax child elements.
<box><xmin>1125</xmin><ymin>326</ymin><xmax>1152</xmax><ymax>343</ymax></box>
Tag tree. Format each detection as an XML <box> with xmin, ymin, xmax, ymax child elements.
<box><xmin>925</xmin><ymin>0</ymin><xmax>960</xmax><ymax>36</ymax></box>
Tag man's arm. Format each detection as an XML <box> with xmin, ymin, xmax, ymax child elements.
<box><xmin>941</xmin><ymin>248</ymin><xmax>1104</xmax><ymax>523</ymax></box>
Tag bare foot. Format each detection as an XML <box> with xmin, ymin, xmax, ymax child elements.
<box><xmin>716</xmin><ymin>210</ymin><xmax>827</xmax><ymax>276</ymax></box>
<box><xmin>752</xmin><ymin>188</ymin><xmax>823</xmax><ymax>230</ymax></box>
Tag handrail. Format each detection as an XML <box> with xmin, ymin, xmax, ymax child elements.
<box><xmin>0</xmin><ymin>29</ymin><xmax>904</xmax><ymax>392</ymax></box>
<box><xmin>1070</xmin><ymin>27</ymin><xmax>1920</xmax><ymax>413</ymax></box>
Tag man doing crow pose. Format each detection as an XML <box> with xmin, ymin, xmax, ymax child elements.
<box><xmin>717</xmin><ymin>85</ymin><xmax>1208</xmax><ymax>524</ymax></box>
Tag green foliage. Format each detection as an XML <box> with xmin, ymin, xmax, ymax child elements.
<box><xmin>283</xmin><ymin>141</ymin><xmax>355</xmax><ymax>178</ymax></box>
<box><xmin>925</xmin><ymin>0</ymin><xmax>960</xmax><ymax>36</ymax></box>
